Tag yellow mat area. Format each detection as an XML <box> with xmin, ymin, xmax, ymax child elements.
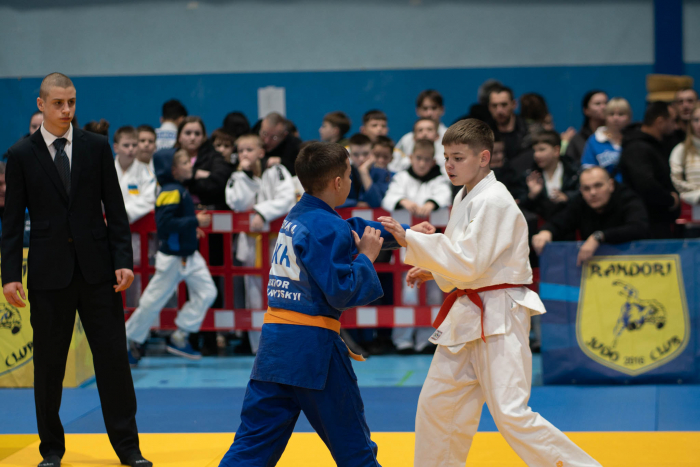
<box><xmin>1</xmin><ymin>432</ymin><xmax>698</xmax><ymax>466</ymax></box>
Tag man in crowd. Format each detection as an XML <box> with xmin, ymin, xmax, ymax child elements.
<box><xmin>259</xmin><ymin>112</ymin><xmax>301</xmax><ymax>176</ymax></box>
<box><xmin>155</xmin><ymin>99</ymin><xmax>187</xmax><ymax>150</ymax></box>
<box><xmin>619</xmin><ymin>101</ymin><xmax>680</xmax><ymax>239</ymax></box>
<box><xmin>532</xmin><ymin>166</ymin><xmax>650</xmax><ymax>265</ymax></box>
<box><xmin>488</xmin><ymin>84</ymin><xmax>528</xmax><ymax>161</ymax></box>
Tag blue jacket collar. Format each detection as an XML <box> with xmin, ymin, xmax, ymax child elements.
<box><xmin>300</xmin><ymin>193</ymin><xmax>341</xmax><ymax>217</ymax></box>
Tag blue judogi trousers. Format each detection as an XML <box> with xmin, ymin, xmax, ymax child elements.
<box><xmin>219</xmin><ymin>344</ymin><xmax>381</xmax><ymax>467</ymax></box>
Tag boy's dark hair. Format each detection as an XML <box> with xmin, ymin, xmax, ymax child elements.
<box><xmin>223</xmin><ymin>111</ymin><xmax>250</xmax><ymax>139</ymax></box>
<box><xmin>323</xmin><ymin>111</ymin><xmax>351</xmax><ymax>137</ymax></box>
<box><xmin>114</xmin><ymin>125</ymin><xmax>138</xmax><ymax>144</ymax></box>
<box><xmin>83</xmin><ymin>119</ymin><xmax>109</xmax><ymax>136</ymax></box>
<box><xmin>348</xmin><ymin>133</ymin><xmax>372</xmax><ymax>146</ymax></box>
<box><xmin>363</xmin><ymin>109</ymin><xmax>387</xmax><ymax>124</ymax></box>
<box><xmin>530</xmin><ymin>129</ymin><xmax>561</xmax><ymax>148</ymax></box>
<box><xmin>643</xmin><ymin>101</ymin><xmax>671</xmax><ymax>126</ymax></box>
<box><xmin>372</xmin><ymin>135</ymin><xmax>394</xmax><ymax>151</ymax></box>
<box><xmin>413</xmin><ymin>117</ymin><xmax>438</xmax><ymax>133</ymax></box>
<box><xmin>416</xmin><ymin>89</ymin><xmax>444</xmax><ymax>108</ymax></box>
<box><xmin>442</xmin><ymin>118</ymin><xmax>494</xmax><ymax>153</ymax></box>
<box><xmin>413</xmin><ymin>139</ymin><xmax>435</xmax><ymax>157</ymax></box>
<box><xmin>488</xmin><ymin>85</ymin><xmax>514</xmax><ymax>103</ymax></box>
<box><xmin>211</xmin><ymin>128</ymin><xmax>235</xmax><ymax>146</ymax></box>
<box><xmin>295</xmin><ymin>142</ymin><xmax>349</xmax><ymax>195</ymax></box>
<box><xmin>31</xmin><ymin>110</ymin><xmax>42</xmax><ymax>118</ymax></box>
<box><xmin>162</xmin><ymin>99</ymin><xmax>188</xmax><ymax>122</ymax></box>
<box><xmin>137</xmin><ymin>124</ymin><xmax>156</xmax><ymax>136</ymax></box>
<box><xmin>519</xmin><ymin>93</ymin><xmax>549</xmax><ymax>123</ymax></box>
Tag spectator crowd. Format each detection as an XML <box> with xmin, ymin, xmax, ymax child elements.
<box><xmin>3</xmin><ymin>80</ymin><xmax>700</xmax><ymax>358</ymax></box>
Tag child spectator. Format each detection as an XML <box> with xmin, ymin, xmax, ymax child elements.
<box><xmin>340</xmin><ymin>133</ymin><xmax>391</xmax><ymax>208</ymax></box>
<box><xmin>156</xmin><ymin>99</ymin><xmax>187</xmax><ymax>150</ymax></box>
<box><xmin>83</xmin><ymin>119</ymin><xmax>109</xmax><ymax>136</ymax></box>
<box><xmin>619</xmin><ymin>101</ymin><xmax>679</xmax><ymax>238</ymax></box>
<box><xmin>565</xmin><ymin>90</ymin><xmax>608</xmax><ymax>164</ymax></box>
<box><xmin>396</xmin><ymin>90</ymin><xmax>448</xmax><ymax>159</ymax></box>
<box><xmin>136</xmin><ymin>125</ymin><xmax>157</xmax><ymax>170</ymax></box>
<box><xmin>670</xmin><ymin>102</ymin><xmax>700</xmax><ymax>206</ymax></box>
<box><xmin>125</xmin><ymin>149</ymin><xmax>217</xmax><ymax>363</ymax></box>
<box><xmin>359</xmin><ymin>109</ymin><xmax>389</xmax><ymax>142</ymax></box>
<box><xmin>319</xmin><ymin>111</ymin><xmax>351</xmax><ymax>145</ymax></box>
<box><xmin>371</xmin><ymin>135</ymin><xmax>396</xmax><ymax>172</ymax></box>
<box><xmin>381</xmin><ymin>139</ymin><xmax>452</xmax><ymax>353</ymax></box>
<box><xmin>211</xmin><ymin>128</ymin><xmax>237</xmax><ymax>165</ymax></box>
<box><xmin>581</xmin><ymin>98</ymin><xmax>631</xmax><ymax>182</ymax></box>
<box><xmin>390</xmin><ymin>118</ymin><xmax>443</xmax><ymax>174</ymax></box>
<box><xmin>113</xmin><ymin>126</ymin><xmax>156</xmax><ymax>224</ymax></box>
<box><xmin>490</xmin><ymin>136</ymin><xmax>527</xmax><ymax>203</ymax></box>
<box><xmin>523</xmin><ymin>130</ymin><xmax>579</xmax><ymax>221</ymax></box>
<box><xmin>225</xmin><ymin>134</ymin><xmax>296</xmax><ymax>354</ymax></box>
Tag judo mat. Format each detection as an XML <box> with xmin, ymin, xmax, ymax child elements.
<box><xmin>2</xmin><ymin>355</ymin><xmax>699</xmax><ymax>466</ymax></box>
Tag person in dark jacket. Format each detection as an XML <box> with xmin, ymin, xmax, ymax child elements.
<box><xmin>532</xmin><ymin>167</ymin><xmax>649</xmax><ymax>265</ymax></box>
<box><xmin>618</xmin><ymin>102</ymin><xmax>680</xmax><ymax>238</ymax></box>
<box><xmin>565</xmin><ymin>90</ymin><xmax>608</xmax><ymax>165</ymax></box>
<box><xmin>258</xmin><ymin>112</ymin><xmax>302</xmax><ymax>176</ymax></box>
<box><xmin>487</xmin><ymin>84</ymin><xmax>530</xmax><ymax>161</ymax></box>
<box><xmin>522</xmin><ymin>130</ymin><xmax>579</xmax><ymax>221</ymax></box>
<box><xmin>124</xmin><ymin>149</ymin><xmax>217</xmax><ymax>364</ymax></box>
<box><xmin>167</xmin><ymin>116</ymin><xmax>234</xmax><ymax>210</ymax></box>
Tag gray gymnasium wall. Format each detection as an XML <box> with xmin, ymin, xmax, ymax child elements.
<box><xmin>0</xmin><ymin>0</ymin><xmax>655</xmax><ymax>77</ymax></box>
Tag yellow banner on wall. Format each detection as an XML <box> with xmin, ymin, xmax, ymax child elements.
<box><xmin>0</xmin><ymin>249</ymin><xmax>94</xmax><ymax>388</ymax></box>
<box><xmin>576</xmin><ymin>255</ymin><xmax>691</xmax><ymax>376</ymax></box>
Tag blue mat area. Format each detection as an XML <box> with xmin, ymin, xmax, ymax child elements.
<box><xmin>2</xmin><ymin>385</ymin><xmax>699</xmax><ymax>434</ymax></box>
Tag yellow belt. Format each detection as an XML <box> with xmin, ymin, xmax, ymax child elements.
<box><xmin>264</xmin><ymin>307</ymin><xmax>366</xmax><ymax>362</ymax></box>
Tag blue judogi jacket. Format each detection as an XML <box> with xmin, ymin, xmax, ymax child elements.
<box><xmin>251</xmin><ymin>193</ymin><xmax>405</xmax><ymax>390</ymax></box>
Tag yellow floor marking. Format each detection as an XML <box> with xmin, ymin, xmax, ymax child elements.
<box><xmin>1</xmin><ymin>432</ymin><xmax>698</xmax><ymax>466</ymax></box>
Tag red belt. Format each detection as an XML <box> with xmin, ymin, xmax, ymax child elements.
<box><xmin>433</xmin><ymin>284</ymin><xmax>521</xmax><ymax>342</ymax></box>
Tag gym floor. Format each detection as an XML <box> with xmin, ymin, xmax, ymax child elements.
<box><xmin>1</xmin><ymin>354</ymin><xmax>699</xmax><ymax>466</ymax></box>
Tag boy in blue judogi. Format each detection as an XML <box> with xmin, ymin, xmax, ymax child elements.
<box><xmin>219</xmin><ymin>142</ymin><xmax>420</xmax><ymax>467</ymax></box>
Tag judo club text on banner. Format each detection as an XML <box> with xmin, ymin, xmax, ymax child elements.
<box><xmin>538</xmin><ymin>241</ymin><xmax>699</xmax><ymax>384</ymax></box>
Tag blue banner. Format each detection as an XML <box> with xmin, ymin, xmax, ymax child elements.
<box><xmin>539</xmin><ymin>240</ymin><xmax>700</xmax><ymax>384</ymax></box>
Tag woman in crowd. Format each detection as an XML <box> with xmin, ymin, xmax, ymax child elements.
<box><xmin>565</xmin><ymin>90</ymin><xmax>608</xmax><ymax>164</ymax></box>
<box><xmin>670</xmin><ymin>102</ymin><xmax>700</xmax><ymax>208</ymax></box>
<box><xmin>580</xmin><ymin>97</ymin><xmax>631</xmax><ymax>182</ymax></box>
<box><xmin>175</xmin><ymin>116</ymin><xmax>234</xmax><ymax>210</ymax></box>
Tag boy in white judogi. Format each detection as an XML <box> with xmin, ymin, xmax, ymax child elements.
<box><xmin>381</xmin><ymin>119</ymin><xmax>600</xmax><ymax>467</ymax></box>
<box><xmin>113</xmin><ymin>126</ymin><xmax>156</xmax><ymax>224</ymax></box>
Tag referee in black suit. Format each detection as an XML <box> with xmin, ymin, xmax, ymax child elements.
<box><xmin>1</xmin><ymin>73</ymin><xmax>152</xmax><ymax>467</ymax></box>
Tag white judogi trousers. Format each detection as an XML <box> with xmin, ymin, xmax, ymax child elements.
<box><xmin>414</xmin><ymin>303</ymin><xmax>601</xmax><ymax>467</ymax></box>
<box><xmin>125</xmin><ymin>251</ymin><xmax>218</xmax><ymax>344</ymax></box>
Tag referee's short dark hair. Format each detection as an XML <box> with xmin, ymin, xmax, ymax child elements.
<box><xmin>162</xmin><ymin>99</ymin><xmax>188</xmax><ymax>122</ymax></box>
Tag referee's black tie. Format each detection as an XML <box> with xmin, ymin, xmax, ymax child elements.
<box><xmin>53</xmin><ymin>138</ymin><xmax>71</xmax><ymax>195</ymax></box>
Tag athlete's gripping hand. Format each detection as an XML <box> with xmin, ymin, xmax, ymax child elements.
<box><xmin>406</xmin><ymin>267</ymin><xmax>434</xmax><ymax>288</ymax></box>
<box><xmin>411</xmin><ymin>221</ymin><xmax>436</xmax><ymax>235</ymax></box>
<box><xmin>378</xmin><ymin>216</ymin><xmax>407</xmax><ymax>247</ymax></box>
<box><xmin>352</xmin><ymin>226</ymin><xmax>384</xmax><ymax>263</ymax></box>
<box><xmin>3</xmin><ymin>282</ymin><xmax>26</xmax><ymax>307</ymax></box>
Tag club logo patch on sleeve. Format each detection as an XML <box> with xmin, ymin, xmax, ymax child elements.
<box><xmin>576</xmin><ymin>255</ymin><xmax>690</xmax><ymax>376</ymax></box>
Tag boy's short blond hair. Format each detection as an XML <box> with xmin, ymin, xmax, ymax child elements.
<box><xmin>606</xmin><ymin>97</ymin><xmax>632</xmax><ymax>117</ymax></box>
<box><xmin>235</xmin><ymin>134</ymin><xmax>264</xmax><ymax>148</ymax></box>
<box><xmin>323</xmin><ymin>111</ymin><xmax>351</xmax><ymax>138</ymax></box>
<box><xmin>413</xmin><ymin>117</ymin><xmax>438</xmax><ymax>133</ymax></box>
<box><xmin>172</xmin><ymin>149</ymin><xmax>190</xmax><ymax>167</ymax></box>
<box><xmin>412</xmin><ymin>139</ymin><xmax>435</xmax><ymax>157</ymax></box>
<box><xmin>442</xmin><ymin>118</ymin><xmax>494</xmax><ymax>153</ymax></box>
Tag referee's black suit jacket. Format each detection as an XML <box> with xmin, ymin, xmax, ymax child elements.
<box><xmin>1</xmin><ymin>127</ymin><xmax>142</xmax><ymax>461</ymax></box>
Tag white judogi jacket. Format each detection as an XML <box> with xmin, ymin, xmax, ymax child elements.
<box><xmin>381</xmin><ymin>167</ymin><xmax>453</xmax><ymax>212</ymax></box>
<box><xmin>114</xmin><ymin>158</ymin><xmax>156</xmax><ymax>224</ymax></box>
<box><xmin>225</xmin><ymin>164</ymin><xmax>296</xmax><ymax>264</ymax></box>
<box><xmin>405</xmin><ymin>171</ymin><xmax>546</xmax><ymax>346</ymax></box>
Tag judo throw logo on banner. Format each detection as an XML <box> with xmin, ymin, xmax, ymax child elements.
<box><xmin>576</xmin><ymin>255</ymin><xmax>689</xmax><ymax>376</ymax></box>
